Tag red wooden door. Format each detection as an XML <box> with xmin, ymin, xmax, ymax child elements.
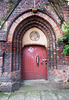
<box><xmin>22</xmin><ymin>45</ymin><xmax>47</xmax><ymax>80</ymax></box>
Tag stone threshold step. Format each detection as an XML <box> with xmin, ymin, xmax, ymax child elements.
<box><xmin>21</xmin><ymin>79</ymin><xmax>49</xmax><ymax>85</ymax></box>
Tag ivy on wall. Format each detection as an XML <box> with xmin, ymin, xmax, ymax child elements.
<box><xmin>57</xmin><ymin>23</ymin><xmax>69</xmax><ymax>56</ymax></box>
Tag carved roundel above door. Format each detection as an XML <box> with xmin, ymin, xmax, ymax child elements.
<box><xmin>30</xmin><ymin>31</ymin><xmax>40</xmax><ymax>41</ymax></box>
<box><xmin>22</xmin><ymin>27</ymin><xmax>47</xmax><ymax>48</ymax></box>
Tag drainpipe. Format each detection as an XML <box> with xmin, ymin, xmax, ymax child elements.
<box><xmin>0</xmin><ymin>0</ymin><xmax>21</xmax><ymax>29</ymax></box>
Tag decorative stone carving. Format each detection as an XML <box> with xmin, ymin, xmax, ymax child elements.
<box><xmin>30</xmin><ymin>31</ymin><xmax>40</xmax><ymax>41</ymax></box>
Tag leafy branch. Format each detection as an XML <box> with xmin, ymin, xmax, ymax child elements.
<box><xmin>41</xmin><ymin>3</ymin><xmax>46</xmax><ymax>11</ymax></box>
<box><xmin>56</xmin><ymin>23</ymin><xmax>69</xmax><ymax>56</ymax></box>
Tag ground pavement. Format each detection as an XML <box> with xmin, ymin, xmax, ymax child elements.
<box><xmin>0</xmin><ymin>80</ymin><xmax>69</xmax><ymax>100</ymax></box>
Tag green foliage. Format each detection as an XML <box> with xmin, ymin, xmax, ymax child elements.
<box><xmin>48</xmin><ymin>0</ymin><xmax>67</xmax><ymax>4</ymax></box>
<box><xmin>57</xmin><ymin>23</ymin><xmax>69</xmax><ymax>56</ymax></box>
<box><xmin>61</xmin><ymin>45</ymin><xmax>69</xmax><ymax>55</ymax></box>
<box><xmin>8</xmin><ymin>0</ymin><xmax>17</xmax><ymax>3</ymax></box>
<box><xmin>0</xmin><ymin>16</ymin><xmax>3</xmax><ymax>24</ymax></box>
<box><xmin>62</xmin><ymin>23</ymin><xmax>69</xmax><ymax>44</ymax></box>
<box><xmin>56</xmin><ymin>38</ymin><xmax>63</xmax><ymax>44</ymax></box>
<box><xmin>41</xmin><ymin>3</ymin><xmax>46</xmax><ymax>11</ymax></box>
<box><xmin>64</xmin><ymin>22</ymin><xmax>69</xmax><ymax>31</ymax></box>
<box><xmin>7</xmin><ymin>4</ymin><xmax>13</xmax><ymax>11</ymax></box>
<box><xmin>62</xmin><ymin>0</ymin><xmax>67</xmax><ymax>3</ymax></box>
<box><xmin>3</xmin><ymin>3</ymin><xmax>13</xmax><ymax>13</ymax></box>
<box><xmin>8</xmin><ymin>0</ymin><xmax>12</xmax><ymax>2</ymax></box>
<box><xmin>62</xmin><ymin>23</ymin><xmax>69</xmax><ymax>55</ymax></box>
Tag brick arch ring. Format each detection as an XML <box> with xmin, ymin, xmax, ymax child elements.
<box><xmin>7</xmin><ymin>9</ymin><xmax>62</xmax><ymax>71</ymax></box>
<box><xmin>8</xmin><ymin>9</ymin><xmax>62</xmax><ymax>43</ymax></box>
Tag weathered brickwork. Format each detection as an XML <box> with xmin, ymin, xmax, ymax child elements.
<box><xmin>63</xmin><ymin>3</ymin><xmax>69</xmax><ymax>23</ymax></box>
<box><xmin>0</xmin><ymin>57</ymin><xmax>3</xmax><ymax>76</ymax></box>
<box><xmin>0</xmin><ymin>0</ymin><xmax>61</xmax><ymax>41</ymax></box>
<box><xmin>0</xmin><ymin>0</ymin><xmax>69</xmax><ymax>92</ymax></box>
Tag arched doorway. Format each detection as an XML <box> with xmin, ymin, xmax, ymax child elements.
<box><xmin>11</xmin><ymin>15</ymin><xmax>57</xmax><ymax>80</ymax></box>
<box><xmin>8</xmin><ymin>10</ymin><xmax>61</xmax><ymax>82</ymax></box>
<box><xmin>22</xmin><ymin>28</ymin><xmax>47</xmax><ymax>80</ymax></box>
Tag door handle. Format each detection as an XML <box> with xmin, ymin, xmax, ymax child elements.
<box><xmin>36</xmin><ymin>55</ymin><xmax>39</xmax><ymax>67</ymax></box>
<box><xmin>42</xmin><ymin>59</ymin><xmax>47</xmax><ymax>62</ymax></box>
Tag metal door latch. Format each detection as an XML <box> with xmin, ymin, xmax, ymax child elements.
<box><xmin>42</xmin><ymin>59</ymin><xmax>47</xmax><ymax>62</ymax></box>
<box><xmin>36</xmin><ymin>55</ymin><xmax>39</xmax><ymax>67</ymax></box>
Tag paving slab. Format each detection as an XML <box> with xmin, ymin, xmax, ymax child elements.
<box><xmin>41</xmin><ymin>91</ymin><xmax>58</xmax><ymax>100</ymax></box>
<box><xmin>9</xmin><ymin>92</ymin><xmax>25</xmax><ymax>100</ymax></box>
<box><xmin>53</xmin><ymin>89</ymin><xmax>69</xmax><ymax>100</ymax></box>
<box><xmin>0</xmin><ymin>80</ymin><xmax>69</xmax><ymax>100</ymax></box>
<box><xmin>0</xmin><ymin>93</ymin><xmax>10</xmax><ymax>100</ymax></box>
<box><xmin>20</xmin><ymin>80</ymin><xmax>54</xmax><ymax>92</ymax></box>
<box><xmin>25</xmin><ymin>91</ymin><xmax>41</xmax><ymax>100</ymax></box>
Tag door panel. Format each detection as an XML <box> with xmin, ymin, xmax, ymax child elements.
<box><xmin>22</xmin><ymin>45</ymin><xmax>47</xmax><ymax>80</ymax></box>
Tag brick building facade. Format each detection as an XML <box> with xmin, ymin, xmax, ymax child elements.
<box><xmin>0</xmin><ymin>0</ymin><xmax>69</xmax><ymax>92</ymax></box>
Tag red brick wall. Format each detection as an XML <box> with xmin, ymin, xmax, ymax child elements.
<box><xmin>0</xmin><ymin>0</ymin><xmax>69</xmax><ymax>91</ymax></box>
<box><xmin>63</xmin><ymin>3</ymin><xmax>69</xmax><ymax>23</ymax></box>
